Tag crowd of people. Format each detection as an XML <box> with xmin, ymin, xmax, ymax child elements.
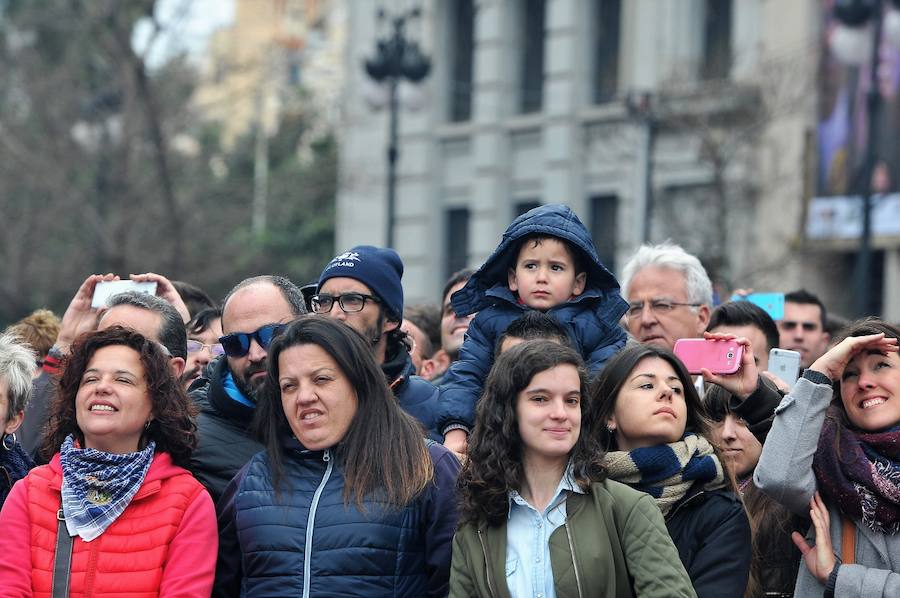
<box><xmin>0</xmin><ymin>202</ymin><xmax>897</xmax><ymax>597</ymax></box>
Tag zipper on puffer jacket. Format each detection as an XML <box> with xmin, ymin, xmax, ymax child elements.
<box><xmin>476</xmin><ymin>529</ymin><xmax>496</xmax><ymax>598</ymax></box>
<box><xmin>302</xmin><ymin>450</ymin><xmax>332</xmax><ymax>598</ymax></box>
<box><xmin>665</xmin><ymin>489</ymin><xmax>706</xmax><ymax>522</ymax></box>
<box><xmin>564</xmin><ymin>521</ymin><xmax>584</xmax><ymax>598</ymax></box>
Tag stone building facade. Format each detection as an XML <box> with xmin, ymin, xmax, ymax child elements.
<box><xmin>337</xmin><ymin>0</ymin><xmax>899</xmax><ymax>319</ymax></box>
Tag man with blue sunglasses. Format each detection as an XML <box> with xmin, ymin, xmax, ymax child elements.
<box><xmin>188</xmin><ymin>275</ymin><xmax>306</xmax><ymax>504</ymax></box>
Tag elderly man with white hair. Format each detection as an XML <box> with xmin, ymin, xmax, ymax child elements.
<box><xmin>620</xmin><ymin>242</ymin><xmax>714</xmax><ymax>351</ymax></box>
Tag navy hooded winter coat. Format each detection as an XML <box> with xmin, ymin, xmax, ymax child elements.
<box><xmin>436</xmin><ymin>203</ymin><xmax>629</xmax><ymax>434</ymax></box>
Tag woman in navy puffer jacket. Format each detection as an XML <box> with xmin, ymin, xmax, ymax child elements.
<box><xmin>214</xmin><ymin>316</ymin><xmax>461</xmax><ymax>597</ymax></box>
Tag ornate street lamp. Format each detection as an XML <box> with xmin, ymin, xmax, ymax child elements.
<box><xmin>363</xmin><ymin>7</ymin><xmax>431</xmax><ymax>249</ymax></box>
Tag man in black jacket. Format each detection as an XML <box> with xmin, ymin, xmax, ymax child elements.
<box><xmin>188</xmin><ymin>275</ymin><xmax>305</xmax><ymax>504</ymax></box>
<box><xmin>313</xmin><ymin>246</ymin><xmax>442</xmax><ymax>440</ymax></box>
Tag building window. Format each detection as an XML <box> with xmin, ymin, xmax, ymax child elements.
<box><xmin>519</xmin><ymin>0</ymin><xmax>545</xmax><ymax>114</ymax></box>
<box><xmin>287</xmin><ymin>61</ymin><xmax>301</xmax><ymax>86</ymax></box>
<box><xmin>213</xmin><ymin>59</ymin><xmax>229</xmax><ymax>84</ymax></box>
<box><xmin>702</xmin><ymin>0</ymin><xmax>732</xmax><ymax>80</ymax></box>
<box><xmin>514</xmin><ymin>200</ymin><xmax>541</xmax><ymax>217</ymax></box>
<box><xmin>445</xmin><ymin>207</ymin><xmax>470</xmax><ymax>279</ymax></box>
<box><xmin>590</xmin><ymin>195</ymin><xmax>618</xmax><ymax>268</ymax></box>
<box><xmin>592</xmin><ymin>0</ymin><xmax>621</xmax><ymax>104</ymax></box>
<box><xmin>448</xmin><ymin>0</ymin><xmax>475</xmax><ymax>122</ymax></box>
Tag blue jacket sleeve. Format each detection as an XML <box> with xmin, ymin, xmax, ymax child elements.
<box><xmin>212</xmin><ymin>463</ymin><xmax>250</xmax><ymax>598</ymax></box>
<box><xmin>435</xmin><ymin>312</ymin><xmax>499</xmax><ymax>433</ymax></box>
<box><xmin>423</xmin><ymin>444</ymin><xmax>462</xmax><ymax>597</ymax></box>
<box><xmin>584</xmin><ymin>323</ymin><xmax>627</xmax><ymax>375</ymax></box>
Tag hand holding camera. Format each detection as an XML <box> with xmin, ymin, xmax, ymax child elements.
<box><xmin>674</xmin><ymin>333</ymin><xmax>759</xmax><ymax>400</ymax></box>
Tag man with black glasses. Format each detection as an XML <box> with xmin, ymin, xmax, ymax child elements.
<box><xmin>188</xmin><ymin>275</ymin><xmax>306</xmax><ymax>504</ymax></box>
<box><xmin>313</xmin><ymin>246</ymin><xmax>442</xmax><ymax>440</ymax></box>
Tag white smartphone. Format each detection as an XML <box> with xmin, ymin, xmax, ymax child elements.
<box><xmin>91</xmin><ymin>280</ymin><xmax>158</xmax><ymax>309</ymax></box>
<box><xmin>767</xmin><ymin>348</ymin><xmax>801</xmax><ymax>389</ymax></box>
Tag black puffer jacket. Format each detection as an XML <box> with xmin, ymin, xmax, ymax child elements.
<box><xmin>188</xmin><ymin>357</ymin><xmax>263</xmax><ymax>505</ymax></box>
<box><xmin>666</xmin><ymin>488</ymin><xmax>751</xmax><ymax>598</ymax></box>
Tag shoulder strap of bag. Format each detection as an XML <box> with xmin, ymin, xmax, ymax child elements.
<box><xmin>52</xmin><ymin>508</ymin><xmax>74</xmax><ymax>598</ymax></box>
<box><xmin>841</xmin><ymin>516</ymin><xmax>855</xmax><ymax>565</ymax></box>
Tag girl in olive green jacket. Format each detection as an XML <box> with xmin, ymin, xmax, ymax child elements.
<box><xmin>450</xmin><ymin>341</ymin><xmax>696</xmax><ymax>598</ymax></box>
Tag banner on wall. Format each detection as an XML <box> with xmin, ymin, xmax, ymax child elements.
<box><xmin>817</xmin><ymin>2</ymin><xmax>900</xmax><ymax>199</ymax></box>
<box><xmin>806</xmin><ymin>195</ymin><xmax>900</xmax><ymax>240</ymax></box>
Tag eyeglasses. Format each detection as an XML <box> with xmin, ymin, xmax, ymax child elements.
<box><xmin>311</xmin><ymin>293</ymin><xmax>380</xmax><ymax>314</ymax></box>
<box><xmin>626</xmin><ymin>299</ymin><xmax>702</xmax><ymax>319</ymax></box>
<box><xmin>779</xmin><ymin>321</ymin><xmax>820</xmax><ymax>332</ymax></box>
<box><xmin>186</xmin><ymin>340</ymin><xmax>225</xmax><ymax>357</ymax></box>
<box><xmin>219</xmin><ymin>323</ymin><xmax>285</xmax><ymax>357</ymax></box>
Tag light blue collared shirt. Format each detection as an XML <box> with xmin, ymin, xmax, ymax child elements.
<box><xmin>505</xmin><ymin>469</ymin><xmax>585</xmax><ymax>598</ymax></box>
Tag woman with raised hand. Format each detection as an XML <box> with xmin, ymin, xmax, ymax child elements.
<box><xmin>591</xmin><ymin>343</ymin><xmax>751</xmax><ymax>598</ymax></box>
<box><xmin>214</xmin><ymin>315</ymin><xmax>460</xmax><ymax>597</ymax></box>
<box><xmin>451</xmin><ymin>340</ymin><xmax>695</xmax><ymax>598</ymax></box>
<box><xmin>0</xmin><ymin>326</ymin><xmax>217</xmax><ymax>597</ymax></box>
<box><xmin>755</xmin><ymin>318</ymin><xmax>900</xmax><ymax>598</ymax></box>
<box><xmin>0</xmin><ymin>333</ymin><xmax>36</xmax><ymax>508</ymax></box>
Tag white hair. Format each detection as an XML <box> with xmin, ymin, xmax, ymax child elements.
<box><xmin>0</xmin><ymin>332</ymin><xmax>37</xmax><ymax>418</ymax></box>
<box><xmin>620</xmin><ymin>243</ymin><xmax>713</xmax><ymax>307</ymax></box>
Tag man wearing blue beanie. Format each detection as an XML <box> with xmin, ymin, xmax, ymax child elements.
<box><xmin>313</xmin><ymin>246</ymin><xmax>442</xmax><ymax>440</ymax></box>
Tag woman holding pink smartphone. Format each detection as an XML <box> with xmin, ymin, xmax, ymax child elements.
<box><xmin>591</xmin><ymin>344</ymin><xmax>751</xmax><ymax>598</ymax></box>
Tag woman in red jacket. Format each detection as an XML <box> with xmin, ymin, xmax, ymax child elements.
<box><xmin>0</xmin><ymin>326</ymin><xmax>217</xmax><ymax>597</ymax></box>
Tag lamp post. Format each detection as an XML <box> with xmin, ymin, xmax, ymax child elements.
<box><xmin>363</xmin><ymin>7</ymin><xmax>431</xmax><ymax>249</ymax></box>
<box><xmin>831</xmin><ymin>0</ymin><xmax>900</xmax><ymax>316</ymax></box>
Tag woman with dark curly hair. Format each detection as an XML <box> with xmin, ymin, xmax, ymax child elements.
<box><xmin>451</xmin><ymin>340</ymin><xmax>695</xmax><ymax>597</ymax></box>
<box><xmin>0</xmin><ymin>326</ymin><xmax>217</xmax><ymax>597</ymax></box>
<box><xmin>591</xmin><ymin>343</ymin><xmax>751</xmax><ymax>598</ymax></box>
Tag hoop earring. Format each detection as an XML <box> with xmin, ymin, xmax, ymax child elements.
<box><xmin>1</xmin><ymin>433</ymin><xmax>16</xmax><ymax>451</ymax></box>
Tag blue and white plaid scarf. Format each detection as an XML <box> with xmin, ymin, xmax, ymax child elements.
<box><xmin>604</xmin><ymin>433</ymin><xmax>726</xmax><ymax>515</ymax></box>
<box><xmin>59</xmin><ymin>435</ymin><xmax>156</xmax><ymax>542</ymax></box>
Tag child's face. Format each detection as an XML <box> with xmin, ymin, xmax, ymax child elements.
<box><xmin>508</xmin><ymin>238</ymin><xmax>586</xmax><ymax>310</ymax></box>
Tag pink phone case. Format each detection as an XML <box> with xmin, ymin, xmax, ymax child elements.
<box><xmin>673</xmin><ymin>338</ymin><xmax>743</xmax><ymax>375</ymax></box>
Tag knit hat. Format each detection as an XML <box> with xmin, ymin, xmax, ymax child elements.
<box><xmin>317</xmin><ymin>246</ymin><xmax>404</xmax><ymax>319</ymax></box>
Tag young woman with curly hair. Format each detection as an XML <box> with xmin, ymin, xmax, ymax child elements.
<box><xmin>451</xmin><ymin>340</ymin><xmax>694</xmax><ymax>597</ymax></box>
<box><xmin>0</xmin><ymin>326</ymin><xmax>216</xmax><ymax>597</ymax></box>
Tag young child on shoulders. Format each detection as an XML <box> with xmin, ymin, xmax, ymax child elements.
<box><xmin>438</xmin><ymin>203</ymin><xmax>628</xmax><ymax>453</ymax></box>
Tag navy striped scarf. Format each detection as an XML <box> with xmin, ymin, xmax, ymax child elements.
<box><xmin>604</xmin><ymin>433</ymin><xmax>726</xmax><ymax>515</ymax></box>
